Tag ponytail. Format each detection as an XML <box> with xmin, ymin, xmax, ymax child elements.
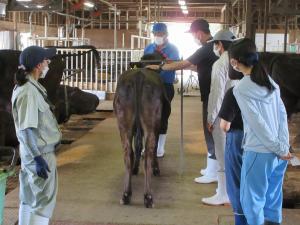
<box><xmin>15</xmin><ymin>66</ymin><xmax>29</xmax><ymax>86</ymax></box>
<box><xmin>229</xmin><ymin>38</ymin><xmax>275</xmax><ymax>92</ymax></box>
<box><xmin>250</xmin><ymin>62</ymin><xmax>275</xmax><ymax>92</ymax></box>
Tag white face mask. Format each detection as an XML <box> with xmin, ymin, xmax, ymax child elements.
<box><xmin>232</xmin><ymin>65</ymin><xmax>240</xmax><ymax>72</ymax></box>
<box><xmin>41</xmin><ymin>66</ymin><xmax>49</xmax><ymax>78</ymax></box>
<box><xmin>154</xmin><ymin>36</ymin><xmax>164</xmax><ymax>46</ymax></box>
<box><xmin>213</xmin><ymin>45</ymin><xmax>221</xmax><ymax>57</ymax></box>
<box><xmin>194</xmin><ymin>37</ymin><xmax>201</xmax><ymax>46</ymax></box>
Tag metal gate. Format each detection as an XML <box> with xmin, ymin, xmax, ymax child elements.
<box><xmin>57</xmin><ymin>48</ymin><xmax>144</xmax><ymax>98</ymax></box>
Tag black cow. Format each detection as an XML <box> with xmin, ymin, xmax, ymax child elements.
<box><xmin>114</xmin><ymin>53</ymin><xmax>169</xmax><ymax>208</ymax></box>
<box><xmin>229</xmin><ymin>52</ymin><xmax>300</xmax><ymax>118</ymax></box>
<box><xmin>259</xmin><ymin>52</ymin><xmax>300</xmax><ymax>117</ymax></box>
<box><xmin>0</xmin><ymin>49</ymin><xmax>99</xmax><ymax>147</ymax></box>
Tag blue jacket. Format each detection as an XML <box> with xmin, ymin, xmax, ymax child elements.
<box><xmin>144</xmin><ymin>41</ymin><xmax>180</xmax><ymax>84</ymax></box>
<box><xmin>233</xmin><ymin>76</ymin><xmax>289</xmax><ymax>156</ymax></box>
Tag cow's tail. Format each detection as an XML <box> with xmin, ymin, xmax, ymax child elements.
<box><xmin>133</xmin><ymin>71</ymin><xmax>144</xmax><ymax>159</ymax></box>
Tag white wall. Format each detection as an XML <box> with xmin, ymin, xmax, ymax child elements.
<box><xmin>255</xmin><ymin>33</ymin><xmax>289</xmax><ymax>52</ymax></box>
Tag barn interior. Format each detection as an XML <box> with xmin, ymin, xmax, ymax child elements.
<box><xmin>1</xmin><ymin>1</ymin><xmax>300</xmax><ymax>225</ymax></box>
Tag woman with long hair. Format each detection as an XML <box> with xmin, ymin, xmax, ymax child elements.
<box><xmin>11</xmin><ymin>46</ymin><xmax>61</xmax><ymax>225</ymax></box>
<box><xmin>229</xmin><ymin>38</ymin><xmax>292</xmax><ymax>225</ymax></box>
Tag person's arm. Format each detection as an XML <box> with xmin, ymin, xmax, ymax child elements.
<box><xmin>207</xmin><ymin>64</ymin><xmax>227</xmax><ymax>125</ymax></box>
<box><xmin>220</xmin><ymin>119</ymin><xmax>231</xmax><ymax>132</ymax></box>
<box><xmin>219</xmin><ymin>88</ymin><xmax>239</xmax><ymax>132</ymax></box>
<box><xmin>19</xmin><ymin>128</ymin><xmax>41</xmax><ymax>157</ymax></box>
<box><xmin>185</xmin><ymin>64</ymin><xmax>197</xmax><ymax>72</ymax></box>
<box><xmin>146</xmin><ymin>60</ymin><xmax>192</xmax><ymax>71</ymax></box>
<box><xmin>233</xmin><ymin>88</ymin><xmax>290</xmax><ymax>157</ymax></box>
<box><xmin>277</xmin><ymin>91</ymin><xmax>292</xmax><ymax>159</ymax></box>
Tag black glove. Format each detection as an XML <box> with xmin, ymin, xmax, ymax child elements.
<box><xmin>34</xmin><ymin>155</ymin><xmax>51</xmax><ymax>179</ymax></box>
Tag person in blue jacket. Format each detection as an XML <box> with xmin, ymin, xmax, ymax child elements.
<box><xmin>229</xmin><ymin>38</ymin><xmax>293</xmax><ymax>225</ymax></box>
<box><xmin>144</xmin><ymin>22</ymin><xmax>180</xmax><ymax>157</ymax></box>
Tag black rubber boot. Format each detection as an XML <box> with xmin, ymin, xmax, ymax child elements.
<box><xmin>264</xmin><ymin>221</ymin><xmax>280</xmax><ymax>225</ymax></box>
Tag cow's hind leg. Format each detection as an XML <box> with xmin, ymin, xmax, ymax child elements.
<box><xmin>152</xmin><ymin>133</ymin><xmax>160</xmax><ymax>177</ymax></box>
<box><xmin>115</xmin><ymin>98</ymin><xmax>135</xmax><ymax>205</ymax></box>
<box><xmin>132</xmin><ymin>127</ymin><xmax>143</xmax><ymax>175</ymax></box>
<box><xmin>119</xmin><ymin>130</ymin><xmax>134</xmax><ymax>205</ymax></box>
<box><xmin>143</xmin><ymin>132</ymin><xmax>156</xmax><ymax>208</ymax></box>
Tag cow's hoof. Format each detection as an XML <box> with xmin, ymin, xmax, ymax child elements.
<box><xmin>120</xmin><ymin>192</ymin><xmax>131</xmax><ymax>205</ymax></box>
<box><xmin>153</xmin><ymin>167</ymin><xmax>160</xmax><ymax>176</ymax></box>
<box><xmin>144</xmin><ymin>194</ymin><xmax>154</xmax><ymax>208</ymax></box>
<box><xmin>132</xmin><ymin>167</ymin><xmax>139</xmax><ymax>175</ymax></box>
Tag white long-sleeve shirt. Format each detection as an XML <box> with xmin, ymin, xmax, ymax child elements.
<box><xmin>207</xmin><ymin>51</ymin><xmax>237</xmax><ymax>124</ymax></box>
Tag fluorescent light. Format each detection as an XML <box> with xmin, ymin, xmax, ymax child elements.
<box><xmin>178</xmin><ymin>0</ymin><xmax>186</xmax><ymax>6</ymax></box>
<box><xmin>181</xmin><ymin>5</ymin><xmax>187</xmax><ymax>10</ymax></box>
<box><xmin>36</xmin><ymin>5</ymin><xmax>43</xmax><ymax>8</ymax></box>
<box><xmin>84</xmin><ymin>2</ymin><xmax>94</xmax><ymax>8</ymax></box>
<box><xmin>16</xmin><ymin>0</ymin><xmax>32</xmax><ymax>2</ymax></box>
<box><xmin>182</xmin><ymin>10</ymin><xmax>188</xmax><ymax>14</ymax></box>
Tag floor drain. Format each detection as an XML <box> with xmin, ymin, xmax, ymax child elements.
<box><xmin>65</xmin><ymin>127</ymin><xmax>91</xmax><ymax>131</ymax></box>
<box><xmin>61</xmin><ymin>139</ymin><xmax>75</xmax><ymax>144</ymax></box>
<box><xmin>82</xmin><ymin>118</ymin><xmax>105</xmax><ymax>121</ymax></box>
<box><xmin>96</xmin><ymin>109</ymin><xmax>113</xmax><ymax>112</ymax></box>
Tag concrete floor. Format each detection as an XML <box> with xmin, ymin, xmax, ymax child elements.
<box><xmin>4</xmin><ymin>94</ymin><xmax>300</xmax><ymax>225</ymax></box>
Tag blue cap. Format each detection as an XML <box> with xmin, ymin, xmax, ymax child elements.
<box><xmin>19</xmin><ymin>46</ymin><xmax>56</xmax><ymax>71</ymax></box>
<box><xmin>152</xmin><ymin>23</ymin><xmax>168</xmax><ymax>33</ymax></box>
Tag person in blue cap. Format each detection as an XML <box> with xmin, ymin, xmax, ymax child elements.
<box><xmin>147</xmin><ymin>19</ymin><xmax>219</xmax><ymax>184</ymax></box>
<box><xmin>144</xmin><ymin>22</ymin><xmax>180</xmax><ymax>157</ymax></box>
<box><xmin>11</xmin><ymin>46</ymin><xmax>61</xmax><ymax>225</ymax></box>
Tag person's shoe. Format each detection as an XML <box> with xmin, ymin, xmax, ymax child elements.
<box><xmin>194</xmin><ymin>175</ymin><xmax>217</xmax><ymax>184</ymax></box>
<box><xmin>201</xmin><ymin>171</ymin><xmax>230</xmax><ymax>205</ymax></box>
<box><xmin>199</xmin><ymin>154</ymin><xmax>212</xmax><ymax>175</ymax></box>
<box><xmin>29</xmin><ymin>214</ymin><xmax>49</xmax><ymax>225</ymax></box>
<box><xmin>264</xmin><ymin>221</ymin><xmax>280</xmax><ymax>225</ymax></box>
<box><xmin>18</xmin><ymin>204</ymin><xmax>31</xmax><ymax>225</ymax></box>
<box><xmin>200</xmin><ymin>168</ymin><xmax>207</xmax><ymax>175</ymax></box>
<box><xmin>157</xmin><ymin>134</ymin><xmax>166</xmax><ymax>157</ymax></box>
<box><xmin>235</xmin><ymin>214</ymin><xmax>248</xmax><ymax>225</ymax></box>
<box><xmin>200</xmin><ymin>157</ymin><xmax>219</xmax><ymax>176</ymax></box>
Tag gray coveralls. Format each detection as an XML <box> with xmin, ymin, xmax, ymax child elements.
<box><xmin>11</xmin><ymin>75</ymin><xmax>61</xmax><ymax>218</ymax></box>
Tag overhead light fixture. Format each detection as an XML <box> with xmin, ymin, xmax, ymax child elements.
<box><xmin>84</xmin><ymin>2</ymin><xmax>94</xmax><ymax>8</ymax></box>
<box><xmin>36</xmin><ymin>5</ymin><xmax>43</xmax><ymax>8</ymax></box>
<box><xmin>178</xmin><ymin>0</ymin><xmax>186</xmax><ymax>6</ymax></box>
<box><xmin>182</xmin><ymin>10</ymin><xmax>188</xmax><ymax>15</ymax></box>
<box><xmin>181</xmin><ymin>5</ymin><xmax>187</xmax><ymax>10</ymax></box>
<box><xmin>16</xmin><ymin>0</ymin><xmax>32</xmax><ymax>2</ymax></box>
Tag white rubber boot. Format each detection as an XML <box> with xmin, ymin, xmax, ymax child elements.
<box><xmin>18</xmin><ymin>204</ymin><xmax>31</xmax><ymax>225</ymax></box>
<box><xmin>157</xmin><ymin>134</ymin><xmax>166</xmax><ymax>157</ymax></box>
<box><xmin>29</xmin><ymin>214</ymin><xmax>49</xmax><ymax>225</ymax></box>
<box><xmin>200</xmin><ymin>154</ymin><xmax>211</xmax><ymax>175</ymax></box>
<box><xmin>201</xmin><ymin>172</ymin><xmax>230</xmax><ymax>205</ymax></box>
<box><xmin>194</xmin><ymin>158</ymin><xmax>219</xmax><ymax>184</ymax></box>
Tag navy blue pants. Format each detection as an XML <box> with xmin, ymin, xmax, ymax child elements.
<box><xmin>225</xmin><ymin>130</ymin><xmax>247</xmax><ymax>224</ymax></box>
<box><xmin>202</xmin><ymin>100</ymin><xmax>216</xmax><ymax>159</ymax></box>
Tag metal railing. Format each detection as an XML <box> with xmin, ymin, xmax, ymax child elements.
<box><xmin>57</xmin><ymin>48</ymin><xmax>144</xmax><ymax>96</ymax></box>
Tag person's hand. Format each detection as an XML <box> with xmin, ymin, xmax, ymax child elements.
<box><xmin>34</xmin><ymin>155</ymin><xmax>51</xmax><ymax>179</ymax></box>
<box><xmin>280</xmin><ymin>152</ymin><xmax>293</xmax><ymax>161</ymax></box>
<box><xmin>207</xmin><ymin>123</ymin><xmax>214</xmax><ymax>133</ymax></box>
<box><xmin>146</xmin><ymin>65</ymin><xmax>160</xmax><ymax>70</ymax></box>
